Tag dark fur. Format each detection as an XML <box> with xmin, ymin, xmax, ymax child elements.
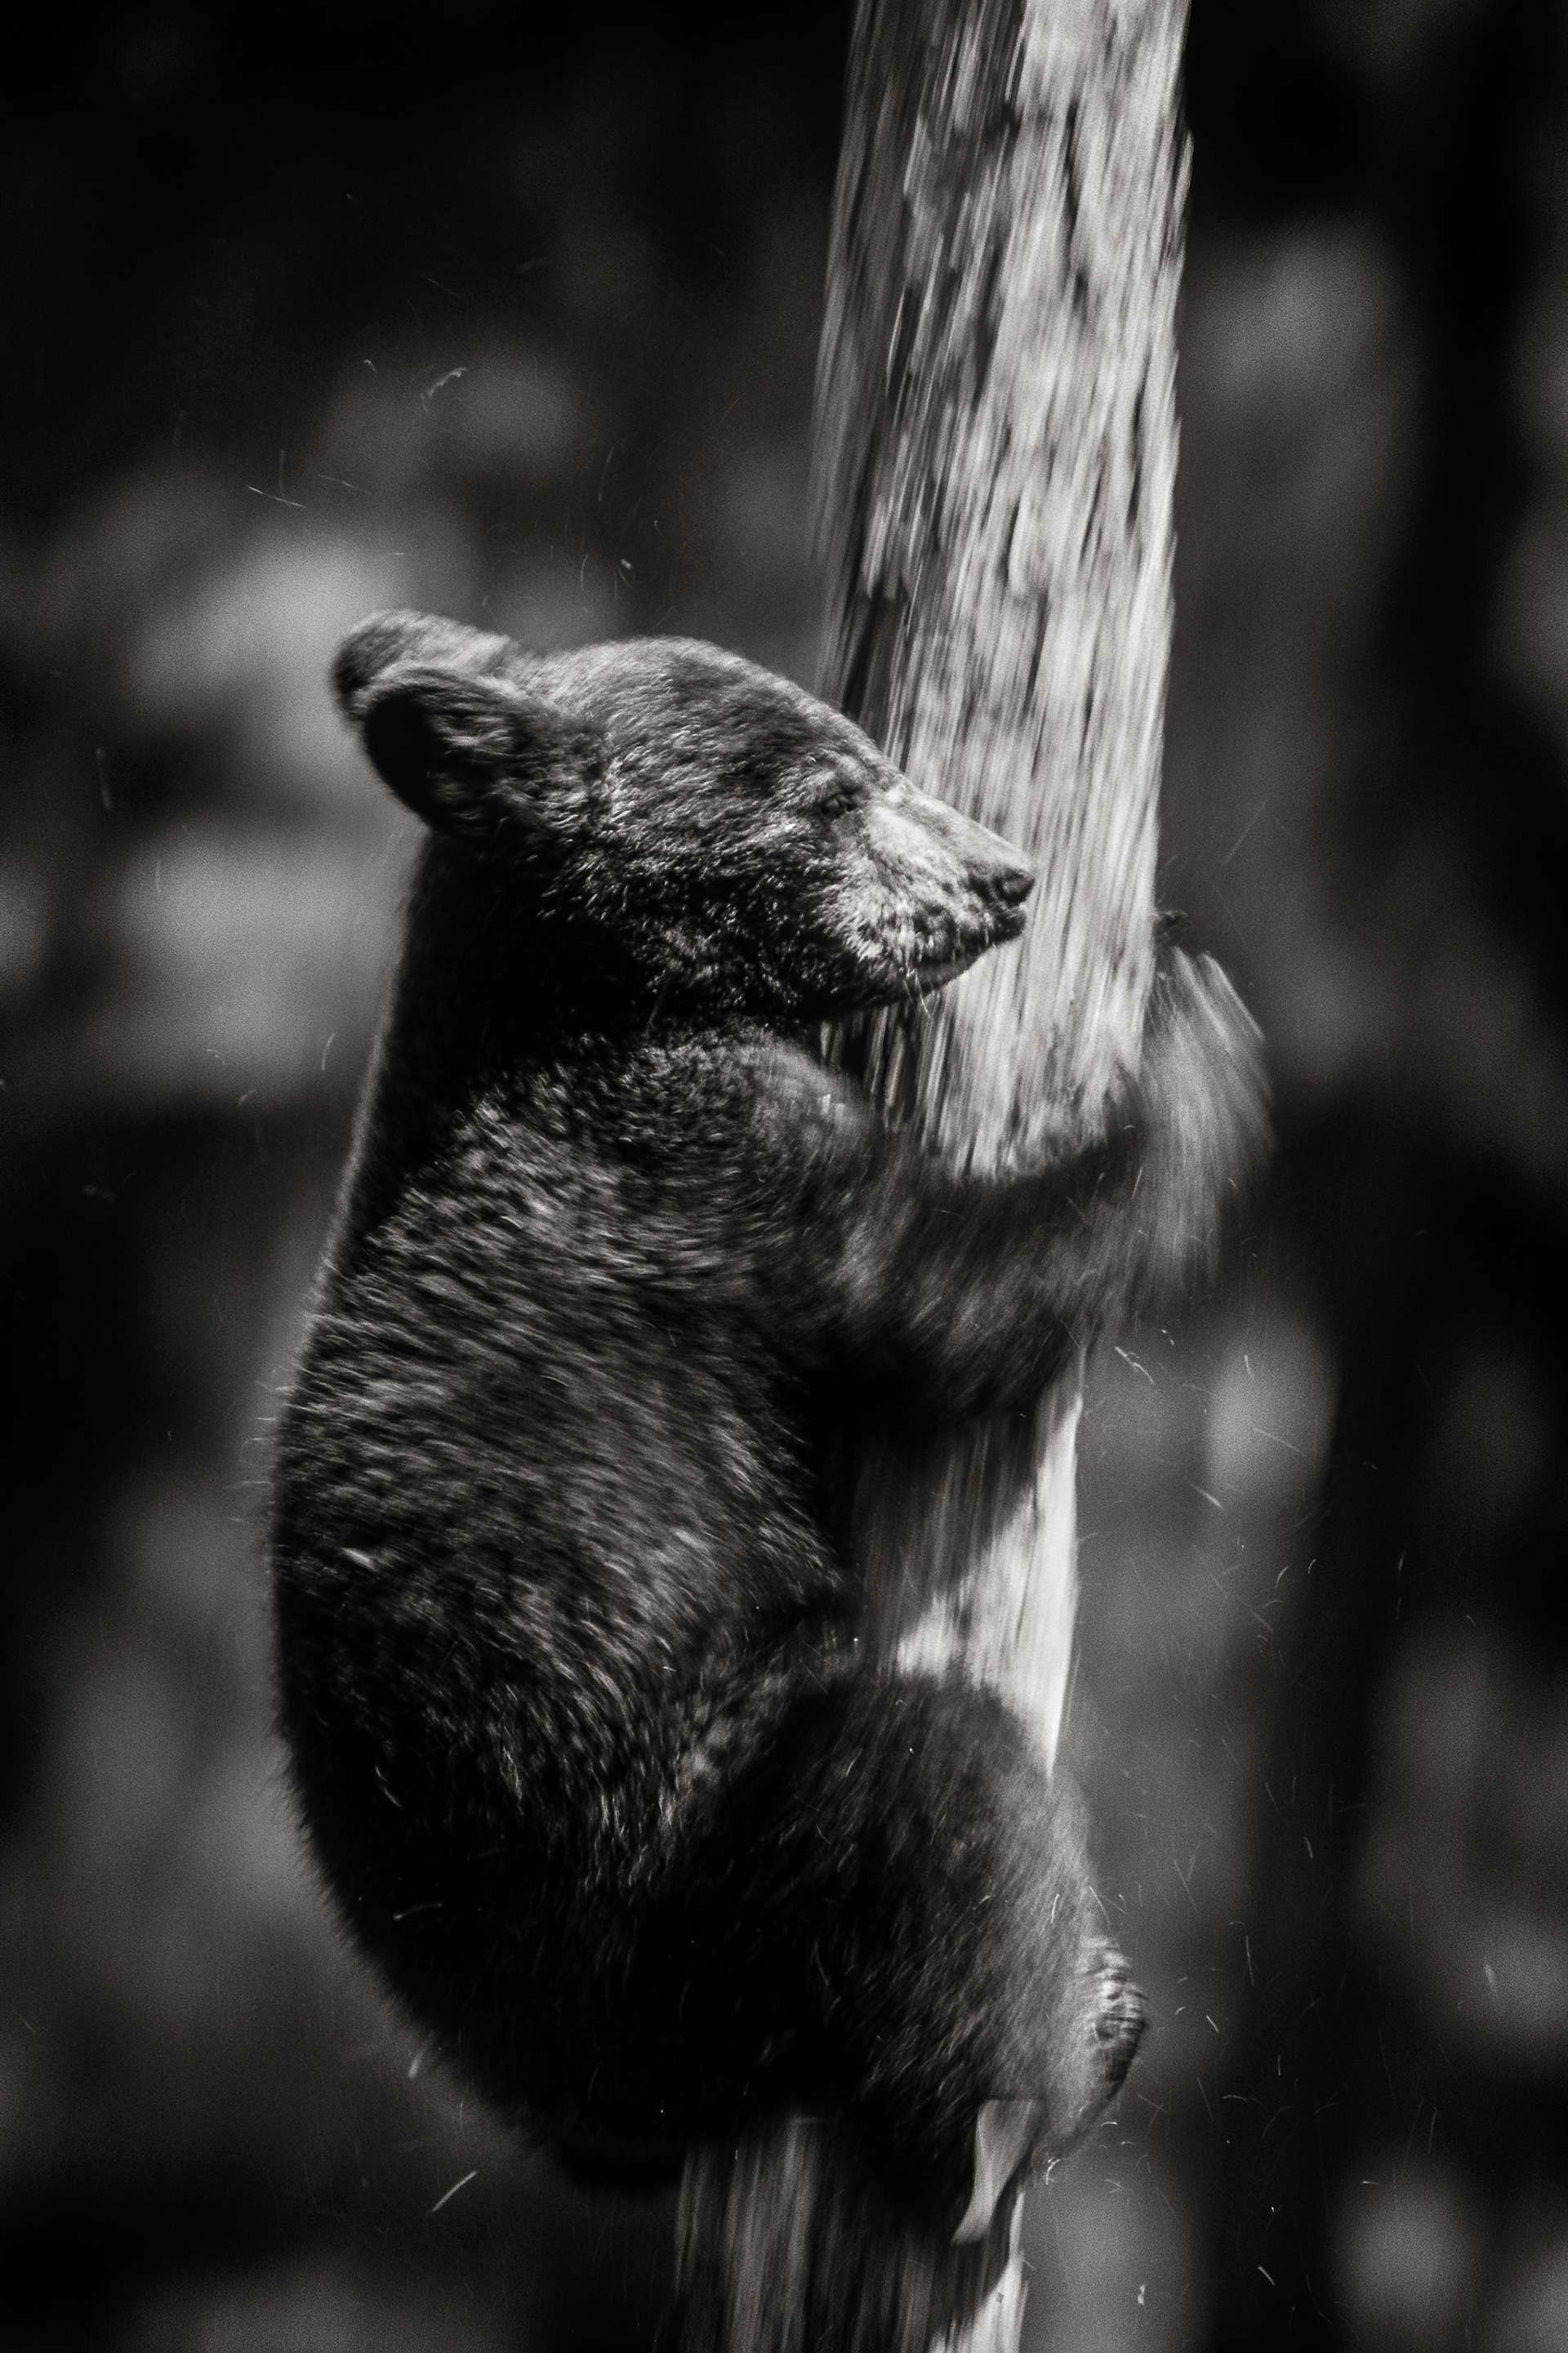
<box><xmin>271</xmin><ymin>613</ymin><xmax>1266</xmax><ymax>2228</ymax></box>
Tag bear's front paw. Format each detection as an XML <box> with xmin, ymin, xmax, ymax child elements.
<box><xmin>1139</xmin><ymin>944</ymin><xmax>1272</xmax><ymax>1287</ymax></box>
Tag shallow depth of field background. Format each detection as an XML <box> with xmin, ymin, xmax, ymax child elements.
<box><xmin>3</xmin><ymin>5</ymin><xmax>1566</xmax><ymax>2348</ymax></box>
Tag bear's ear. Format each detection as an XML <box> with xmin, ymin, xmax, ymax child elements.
<box><xmin>332</xmin><ymin>611</ymin><xmax>594</xmax><ymax>840</ymax></box>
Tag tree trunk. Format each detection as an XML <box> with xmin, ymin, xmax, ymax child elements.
<box><xmin>673</xmin><ymin>2</ymin><xmax>1188</xmax><ymax>2346</ymax></box>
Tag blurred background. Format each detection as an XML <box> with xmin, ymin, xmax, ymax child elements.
<box><xmin>3</xmin><ymin>2</ymin><xmax>1566</xmax><ymax>2346</ymax></box>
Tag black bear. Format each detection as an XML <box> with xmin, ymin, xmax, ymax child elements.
<box><xmin>271</xmin><ymin>609</ymin><xmax>1264</xmax><ymax>2236</ymax></box>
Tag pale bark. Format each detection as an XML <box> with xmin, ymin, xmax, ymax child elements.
<box><xmin>674</xmin><ymin>1</ymin><xmax>1187</xmax><ymax>2345</ymax></box>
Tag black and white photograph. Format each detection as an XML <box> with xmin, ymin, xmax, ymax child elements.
<box><xmin>2</xmin><ymin>5</ymin><xmax>1566</xmax><ymax>2348</ymax></box>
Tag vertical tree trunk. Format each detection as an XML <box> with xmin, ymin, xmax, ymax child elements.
<box><xmin>674</xmin><ymin>2</ymin><xmax>1188</xmax><ymax>2346</ymax></box>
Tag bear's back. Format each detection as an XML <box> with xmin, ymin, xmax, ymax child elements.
<box><xmin>272</xmin><ymin>1026</ymin><xmax>849</xmax><ymax>1810</ymax></box>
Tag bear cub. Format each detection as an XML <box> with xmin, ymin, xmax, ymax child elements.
<box><xmin>271</xmin><ymin>610</ymin><xmax>1265</xmax><ymax>2237</ymax></box>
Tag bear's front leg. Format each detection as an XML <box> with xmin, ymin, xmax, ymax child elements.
<box><xmin>827</xmin><ymin>943</ymin><xmax>1268</xmax><ymax>1423</ymax></box>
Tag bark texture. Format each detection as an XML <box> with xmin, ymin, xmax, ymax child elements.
<box><xmin>675</xmin><ymin>0</ymin><xmax>1188</xmax><ymax>2344</ymax></box>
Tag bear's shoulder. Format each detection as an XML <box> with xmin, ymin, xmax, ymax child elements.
<box><xmin>635</xmin><ymin>1026</ymin><xmax>877</xmax><ymax>1160</ymax></box>
<box><xmin>738</xmin><ymin>1035</ymin><xmax>875</xmax><ymax>1144</ymax></box>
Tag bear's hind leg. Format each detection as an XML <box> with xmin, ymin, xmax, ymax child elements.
<box><xmin>644</xmin><ymin>1669</ymin><xmax>1134</xmax><ymax>2235</ymax></box>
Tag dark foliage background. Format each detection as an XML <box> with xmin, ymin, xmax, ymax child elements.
<box><xmin>2</xmin><ymin>4</ymin><xmax>1566</xmax><ymax>2346</ymax></box>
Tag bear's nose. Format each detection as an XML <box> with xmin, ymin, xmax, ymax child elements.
<box><xmin>990</xmin><ymin>863</ymin><xmax>1035</xmax><ymax>907</ymax></box>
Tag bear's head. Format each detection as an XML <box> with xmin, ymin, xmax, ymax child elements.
<box><xmin>336</xmin><ymin>611</ymin><xmax>1034</xmax><ymax>1021</ymax></box>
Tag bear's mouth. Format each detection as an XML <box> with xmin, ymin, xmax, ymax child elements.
<box><xmin>912</xmin><ymin>911</ymin><xmax>1026</xmax><ymax>994</ymax></box>
<box><xmin>911</xmin><ymin>943</ymin><xmax>986</xmax><ymax>994</ymax></box>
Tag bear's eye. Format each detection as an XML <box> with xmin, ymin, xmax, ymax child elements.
<box><xmin>817</xmin><ymin>783</ymin><xmax>863</xmax><ymax>822</ymax></box>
